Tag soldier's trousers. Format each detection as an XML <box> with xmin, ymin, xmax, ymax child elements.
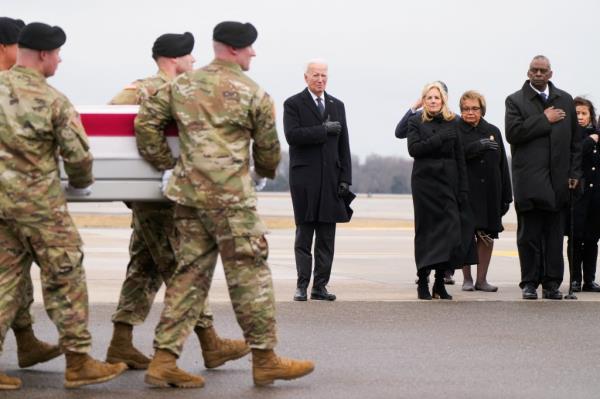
<box><xmin>153</xmin><ymin>204</ymin><xmax>277</xmax><ymax>356</ymax></box>
<box><xmin>10</xmin><ymin>274</ymin><xmax>34</xmax><ymax>331</ymax></box>
<box><xmin>0</xmin><ymin>212</ymin><xmax>91</xmax><ymax>354</ymax></box>
<box><xmin>112</xmin><ymin>202</ymin><xmax>213</xmax><ymax>328</ymax></box>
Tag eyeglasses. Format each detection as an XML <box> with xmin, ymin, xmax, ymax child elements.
<box><xmin>529</xmin><ymin>68</ymin><xmax>549</xmax><ymax>74</ymax></box>
<box><xmin>461</xmin><ymin>107</ymin><xmax>481</xmax><ymax>113</ymax></box>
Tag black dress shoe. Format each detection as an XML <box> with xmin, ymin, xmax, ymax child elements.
<box><xmin>310</xmin><ymin>287</ymin><xmax>336</xmax><ymax>301</ymax></box>
<box><xmin>571</xmin><ymin>281</ymin><xmax>582</xmax><ymax>292</ymax></box>
<box><xmin>522</xmin><ymin>284</ymin><xmax>538</xmax><ymax>300</ymax></box>
<box><xmin>443</xmin><ymin>276</ymin><xmax>455</xmax><ymax>285</ymax></box>
<box><xmin>582</xmin><ymin>281</ymin><xmax>600</xmax><ymax>292</ymax></box>
<box><xmin>443</xmin><ymin>270</ymin><xmax>455</xmax><ymax>285</ymax></box>
<box><xmin>542</xmin><ymin>288</ymin><xmax>563</xmax><ymax>300</ymax></box>
<box><xmin>293</xmin><ymin>287</ymin><xmax>307</xmax><ymax>301</ymax></box>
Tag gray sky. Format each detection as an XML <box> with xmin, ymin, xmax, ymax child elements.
<box><xmin>5</xmin><ymin>0</ymin><xmax>600</xmax><ymax>160</ymax></box>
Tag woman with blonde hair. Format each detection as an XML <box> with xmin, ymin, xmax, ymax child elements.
<box><xmin>407</xmin><ymin>82</ymin><xmax>476</xmax><ymax>300</ymax></box>
<box><xmin>457</xmin><ymin>90</ymin><xmax>512</xmax><ymax>292</ymax></box>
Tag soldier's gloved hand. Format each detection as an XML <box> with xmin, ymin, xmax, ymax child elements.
<box><xmin>250</xmin><ymin>166</ymin><xmax>267</xmax><ymax>192</ymax></box>
<box><xmin>338</xmin><ymin>182</ymin><xmax>350</xmax><ymax>197</ymax></box>
<box><xmin>439</xmin><ymin>130</ymin><xmax>456</xmax><ymax>142</ymax></box>
<box><xmin>161</xmin><ymin>169</ymin><xmax>173</xmax><ymax>195</ymax></box>
<box><xmin>479</xmin><ymin>138</ymin><xmax>499</xmax><ymax>151</ymax></box>
<box><xmin>323</xmin><ymin>120</ymin><xmax>342</xmax><ymax>136</ymax></box>
<box><xmin>65</xmin><ymin>183</ymin><xmax>92</xmax><ymax>197</ymax></box>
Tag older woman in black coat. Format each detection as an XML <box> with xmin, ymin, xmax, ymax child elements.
<box><xmin>565</xmin><ymin>97</ymin><xmax>600</xmax><ymax>292</ymax></box>
<box><xmin>457</xmin><ymin>91</ymin><xmax>512</xmax><ymax>292</ymax></box>
<box><xmin>407</xmin><ymin>82</ymin><xmax>477</xmax><ymax>300</ymax></box>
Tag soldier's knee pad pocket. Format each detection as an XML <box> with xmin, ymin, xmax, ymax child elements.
<box><xmin>227</xmin><ymin>209</ymin><xmax>269</xmax><ymax>265</ymax></box>
<box><xmin>232</xmin><ymin>235</ymin><xmax>269</xmax><ymax>266</ymax></box>
<box><xmin>36</xmin><ymin>246</ymin><xmax>83</xmax><ymax>275</ymax></box>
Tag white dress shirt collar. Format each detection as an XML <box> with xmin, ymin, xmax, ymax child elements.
<box><xmin>308</xmin><ymin>89</ymin><xmax>325</xmax><ymax>106</ymax></box>
<box><xmin>529</xmin><ymin>82</ymin><xmax>550</xmax><ymax>98</ymax></box>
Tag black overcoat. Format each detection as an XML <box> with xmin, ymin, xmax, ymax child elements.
<box><xmin>565</xmin><ymin>125</ymin><xmax>600</xmax><ymax>240</ymax></box>
<box><xmin>407</xmin><ymin>114</ymin><xmax>477</xmax><ymax>270</ymax></box>
<box><xmin>460</xmin><ymin>118</ymin><xmax>512</xmax><ymax>233</ymax></box>
<box><xmin>505</xmin><ymin>81</ymin><xmax>582</xmax><ymax>212</ymax></box>
<box><xmin>283</xmin><ymin>88</ymin><xmax>352</xmax><ymax>225</ymax></box>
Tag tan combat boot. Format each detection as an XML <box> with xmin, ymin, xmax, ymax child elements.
<box><xmin>105</xmin><ymin>322</ymin><xmax>151</xmax><ymax>369</ymax></box>
<box><xmin>252</xmin><ymin>349</ymin><xmax>315</xmax><ymax>386</ymax></box>
<box><xmin>64</xmin><ymin>352</ymin><xmax>127</xmax><ymax>388</ymax></box>
<box><xmin>195</xmin><ymin>326</ymin><xmax>250</xmax><ymax>369</ymax></box>
<box><xmin>144</xmin><ymin>349</ymin><xmax>204</xmax><ymax>388</ymax></box>
<box><xmin>0</xmin><ymin>372</ymin><xmax>21</xmax><ymax>390</ymax></box>
<box><xmin>13</xmin><ymin>326</ymin><xmax>62</xmax><ymax>368</ymax></box>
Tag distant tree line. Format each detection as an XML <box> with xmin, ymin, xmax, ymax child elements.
<box><xmin>264</xmin><ymin>151</ymin><xmax>413</xmax><ymax>194</ymax></box>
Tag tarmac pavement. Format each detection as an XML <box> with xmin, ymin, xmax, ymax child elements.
<box><xmin>2</xmin><ymin>194</ymin><xmax>599</xmax><ymax>398</ymax></box>
<box><xmin>24</xmin><ymin>225</ymin><xmax>600</xmax><ymax>303</ymax></box>
<box><xmin>1</xmin><ymin>302</ymin><xmax>600</xmax><ymax>399</ymax></box>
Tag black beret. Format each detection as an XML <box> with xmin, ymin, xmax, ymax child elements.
<box><xmin>152</xmin><ymin>32</ymin><xmax>194</xmax><ymax>58</ymax></box>
<box><xmin>0</xmin><ymin>17</ymin><xmax>25</xmax><ymax>45</ymax></box>
<box><xmin>213</xmin><ymin>21</ymin><xmax>257</xmax><ymax>48</ymax></box>
<box><xmin>18</xmin><ymin>22</ymin><xmax>66</xmax><ymax>51</ymax></box>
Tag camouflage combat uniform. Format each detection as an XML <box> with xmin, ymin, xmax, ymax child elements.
<box><xmin>135</xmin><ymin>59</ymin><xmax>281</xmax><ymax>355</ymax></box>
<box><xmin>0</xmin><ymin>59</ymin><xmax>34</xmax><ymax>340</ymax></box>
<box><xmin>109</xmin><ymin>71</ymin><xmax>213</xmax><ymax>328</ymax></box>
<box><xmin>0</xmin><ymin>65</ymin><xmax>94</xmax><ymax>354</ymax></box>
<box><xmin>7</xmin><ymin>270</ymin><xmax>34</xmax><ymax>330</ymax></box>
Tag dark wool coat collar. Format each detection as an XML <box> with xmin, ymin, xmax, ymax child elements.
<box><xmin>301</xmin><ymin>87</ymin><xmax>329</xmax><ymax>121</ymax></box>
<box><xmin>522</xmin><ymin>80</ymin><xmax>562</xmax><ymax>102</ymax></box>
<box><xmin>583</xmin><ymin>124</ymin><xmax>597</xmax><ymax>135</ymax></box>
<box><xmin>459</xmin><ymin>117</ymin><xmax>492</xmax><ymax>132</ymax></box>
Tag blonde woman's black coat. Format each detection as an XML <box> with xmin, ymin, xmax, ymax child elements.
<box><xmin>407</xmin><ymin>114</ymin><xmax>477</xmax><ymax>270</ymax></box>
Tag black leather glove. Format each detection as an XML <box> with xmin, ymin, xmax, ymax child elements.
<box><xmin>501</xmin><ymin>202</ymin><xmax>510</xmax><ymax>216</ymax></box>
<box><xmin>323</xmin><ymin>120</ymin><xmax>342</xmax><ymax>136</ymax></box>
<box><xmin>479</xmin><ymin>138</ymin><xmax>499</xmax><ymax>151</ymax></box>
<box><xmin>338</xmin><ymin>182</ymin><xmax>350</xmax><ymax>197</ymax></box>
<box><xmin>440</xmin><ymin>130</ymin><xmax>456</xmax><ymax>142</ymax></box>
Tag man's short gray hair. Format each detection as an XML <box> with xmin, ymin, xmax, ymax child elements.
<box><xmin>531</xmin><ymin>54</ymin><xmax>551</xmax><ymax>69</ymax></box>
<box><xmin>305</xmin><ymin>58</ymin><xmax>328</xmax><ymax>73</ymax></box>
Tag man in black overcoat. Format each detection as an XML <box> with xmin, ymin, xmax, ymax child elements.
<box><xmin>505</xmin><ymin>55</ymin><xmax>582</xmax><ymax>300</ymax></box>
<box><xmin>283</xmin><ymin>60</ymin><xmax>352</xmax><ymax>301</ymax></box>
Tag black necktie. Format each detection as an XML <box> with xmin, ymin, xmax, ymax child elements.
<box><xmin>539</xmin><ymin>92</ymin><xmax>548</xmax><ymax>103</ymax></box>
<box><xmin>316</xmin><ymin>97</ymin><xmax>325</xmax><ymax>116</ymax></box>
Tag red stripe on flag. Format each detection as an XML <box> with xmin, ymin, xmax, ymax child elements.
<box><xmin>80</xmin><ymin>113</ymin><xmax>178</xmax><ymax>137</ymax></box>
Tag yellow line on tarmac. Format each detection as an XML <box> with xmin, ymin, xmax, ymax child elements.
<box><xmin>492</xmin><ymin>250</ymin><xmax>519</xmax><ymax>257</ymax></box>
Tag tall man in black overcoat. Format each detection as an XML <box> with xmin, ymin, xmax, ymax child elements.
<box><xmin>505</xmin><ymin>55</ymin><xmax>582</xmax><ymax>300</ymax></box>
<box><xmin>283</xmin><ymin>60</ymin><xmax>352</xmax><ymax>301</ymax></box>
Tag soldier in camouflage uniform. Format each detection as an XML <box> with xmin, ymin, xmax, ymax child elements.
<box><xmin>0</xmin><ymin>17</ymin><xmax>63</xmax><ymax>388</ymax></box>
<box><xmin>105</xmin><ymin>32</ymin><xmax>249</xmax><ymax>370</ymax></box>
<box><xmin>0</xmin><ymin>22</ymin><xmax>127</xmax><ymax>390</ymax></box>
<box><xmin>136</xmin><ymin>21</ymin><xmax>315</xmax><ymax>388</ymax></box>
